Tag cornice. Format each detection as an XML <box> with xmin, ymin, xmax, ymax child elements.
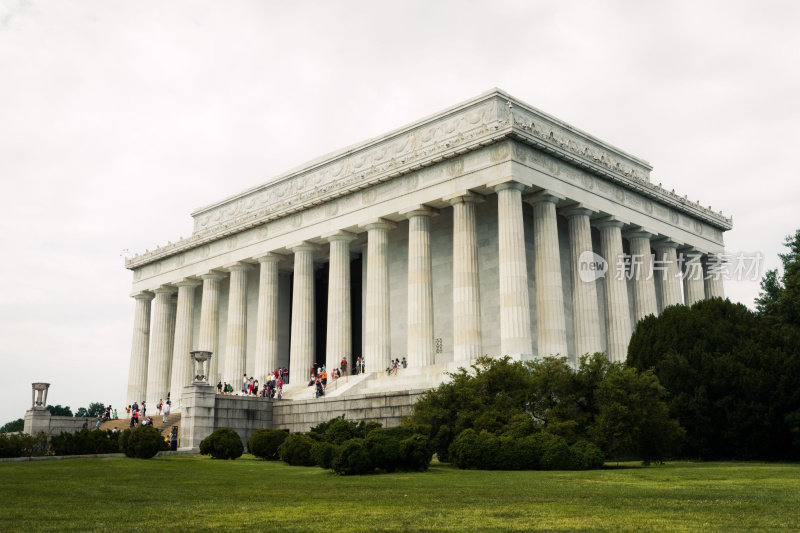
<box><xmin>125</xmin><ymin>88</ymin><xmax>732</xmax><ymax>270</ymax></box>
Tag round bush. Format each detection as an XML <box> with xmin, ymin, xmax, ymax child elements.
<box><xmin>539</xmin><ymin>437</ymin><xmax>572</xmax><ymax>470</ymax></box>
<box><xmin>125</xmin><ymin>425</ymin><xmax>166</xmax><ymax>459</ymax></box>
<box><xmin>398</xmin><ymin>434</ymin><xmax>432</xmax><ymax>471</ymax></box>
<box><xmin>365</xmin><ymin>430</ymin><xmax>401</xmax><ymax>473</ymax></box>
<box><xmin>569</xmin><ymin>440</ymin><xmax>605</xmax><ymax>470</ymax></box>
<box><xmin>311</xmin><ymin>441</ymin><xmax>340</xmax><ymax>469</ymax></box>
<box><xmin>247</xmin><ymin>429</ymin><xmax>287</xmax><ymax>460</ymax></box>
<box><xmin>200</xmin><ymin>428</ymin><xmax>244</xmax><ymax>460</ymax></box>
<box><xmin>277</xmin><ymin>433</ymin><xmax>316</xmax><ymax>466</ymax></box>
<box><xmin>332</xmin><ymin>438</ymin><xmax>373</xmax><ymax>475</ymax></box>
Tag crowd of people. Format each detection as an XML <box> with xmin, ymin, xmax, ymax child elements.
<box><xmin>123</xmin><ymin>396</ymin><xmax>174</xmax><ymax>428</ymax></box>
<box><xmin>217</xmin><ymin>368</ymin><xmax>289</xmax><ymax>399</ymax></box>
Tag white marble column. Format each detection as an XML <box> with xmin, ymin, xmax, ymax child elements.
<box><xmin>290</xmin><ymin>243</ymin><xmax>316</xmax><ymax>382</ymax></box>
<box><xmin>146</xmin><ymin>286</ymin><xmax>177</xmax><ymax>406</ymax></box>
<box><xmin>198</xmin><ymin>272</ymin><xmax>224</xmax><ymax>383</ymax></box>
<box><xmin>364</xmin><ymin>219</ymin><xmax>395</xmax><ymax>371</ymax></box>
<box><xmin>126</xmin><ymin>291</ymin><xmax>154</xmax><ymax>407</ymax></box>
<box><xmin>564</xmin><ymin>207</ymin><xmax>603</xmax><ymax>358</ymax></box>
<box><xmin>223</xmin><ymin>263</ymin><xmax>251</xmax><ymax>384</ymax></box>
<box><xmin>254</xmin><ymin>254</ymin><xmax>281</xmax><ymax>383</ymax></box>
<box><xmin>527</xmin><ymin>192</ymin><xmax>568</xmax><ymax>358</ymax></box>
<box><xmin>325</xmin><ymin>232</ymin><xmax>355</xmax><ymax>374</ymax></box>
<box><xmin>627</xmin><ymin>230</ymin><xmax>658</xmax><ymax>324</ymax></box>
<box><xmin>683</xmin><ymin>251</ymin><xmax>706</xmax><ymax>306</ymax></box>
<box><xmin>654</xmin><ymin>240</ymin><xmax>683</xmax><ymax>310</ymax></box>
<box><xmin>494</xmin><ymin>182</ymin><xmax>532</xmax><ymax>358</ymax></box>
<box><xmin>449</xmin><ymin>193</ymin><xmax>482</xmax><ymax>362</ymax></box>
<box><xmin>597</xmin><ymin>219</ymin><xmax>632</xmax><ymax>363</ymax></box>
<box><xmin>169</xmin><ymin>279</ymin><xmax>200</xmax><ymax>408</ymax></box>
<box><xmin>403</xmin><ymin>206</ymin><xmax>437</xmax><ymax>368</ymax></box>
<box><xmin>703</xmin><ymin>254</ymin><xmax>726</xmax><ymax>299</ymax></box>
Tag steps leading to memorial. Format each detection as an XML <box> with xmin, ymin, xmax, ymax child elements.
<box><xmin>100</xmin><ymin>413</ymin><xmax>181</xmax><ymax>440</ymax></box>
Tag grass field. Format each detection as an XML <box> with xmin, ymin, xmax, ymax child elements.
<box><xmin>1</xmin><ymin>455</ymin><xmax>799</xmax><ymax>532</ymax></box>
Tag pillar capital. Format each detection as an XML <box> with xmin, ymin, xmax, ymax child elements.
<box><xmin>200</xmin><ymin>271</ymin><xmax>226</xmax><ymax>281</ymax></box>
<box><xmin>491</xmin><ymin>180</ymin><xmax>526</xmax><ymax>193</ymax></box>
<box><xmin>560</xmin><ymin>204</ymin><xmax>597</xmax><ymax>218</ymax></box>
<box><xmin>224</xmin><ymin>262</ymin><xmax>254</xmax><ymax>273</ymax></box>
<box><xmin>444</xmin><ymin>190</ymin><xmax>483</xmax><ymax>205</ymax></box>
<box><xmin>652</xmin><ymin>237</ymin><xmax>683</xmax><ymax>250</ymax></box>
<box><xmin>289</xmin><ymin>241</ymin><xmax>319</xmax><ymax>254</ymax></box>
<box><xmin>524</xmin><ymin>190</ymin><xmax>565</xmax><ymax>206</ymax></box>
<box><xmin>152</xmin><ymin>285</ymin><xmax>177</xmax><ymax>296</ymax></box>
<box><xmin>400</xmin><ymin>205</ymin><xmax>439</xmax><ymax>219</ymax></box>
<box><xmin>174</xmin><ymin>279</ymin><xmax>202</xmax><ymax>289</ymax></box>
<box><xmin>624</xmin><ymin>228</ymin><xmax>657</xmax><ymax>240</ymax></box>
<box><xmin>593</xmin><ymin>216</ymin><xmax>629</xmax><ymax>230</ymax></box>
<box><xmin>360</xmin><ymin>218</ymin><xmax>396</xmax><ymax>232</ymax></box>
<box><xmin>322</xmin><ymin>230</ymin><xmax>357</xmax><ymax>243</ymax></box>
<box><xmin>255</xmin><ymin>252</ymin><xmax>284</xmax><ymax>264</ymax></box>
<box><xmin>132</xmin><ymin>291</ymin><xmax>154</xmax><ymax>301</ymax></box>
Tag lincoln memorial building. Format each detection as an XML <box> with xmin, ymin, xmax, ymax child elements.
<box><xmin>124</xmin><ymin>89</ymin><xmax>732</xmax><ymax>410</ymax></box>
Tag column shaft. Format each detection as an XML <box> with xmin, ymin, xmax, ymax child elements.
<box><xmin>628</xmin><ymin>233</ymin><xmax>658</xmax><ymax>323</ymax></box>
<box><xmin>364</xmin><ymin>221</ymin><xmax>393</xmax><ymax>370</ymax></box>
<box><xmin>126</xmin><ymin>292</ymin><xmax>153</xmax><ymax>407</ymax></box>
<box><xmin>703</xmin><ymin>254</ymin><xmax>726</xmax><ymax>299</ymax></box>
<box><xmin>598</xmin><ymin>221</ymin><xmax>632</xmax><ymax>363</ymax></box>
<box><xmin>289</xmin><ymin>245</ymin><xmax>315</xmax><ymax>382</ymax></box>
<box><xmin>683</xmin><ymin>252</ymin><xmax>706</xmax><ymax>305</ymax></box>
<box><xmin>146</xmin><ymin>287</ymin><xmax>177</xmax><ymax>406</ymax></box>
<box><xmin>169</xmin><ymin>281</ymin><xmax>199</xmax><ymax>408</ymax></box>
<box><xmin>566</xmin><ymin>211</ymin><xmax>603</xmax><ymax>358</ymax></box>
<box><xmin>406</xmin><ymin>209</ymin><xmax>435</xmax><ymax>367</ymax></box>
<box><xmin>223</xmin><ymin>264</ymin><xmax>250</xmax><ymax>385</ymax></box>
<box><xmin>198</xmin><ymin>273</ymin><xmax>224</xmax><ymax>383</ymax></box>
<box><xmin>326</xmin><ymin>234</ymin><xmax>354</xmax><ymax>373</ymax></box>
<box><xmin>451</xmin><ymin>194</ymin><xmax>482</xmax><ymax>361</ymax></box>
<box><xmin>495</xmin><ymin>183</ymin><xmax>532</xmax><ymax>358</ymax></box>
<box><xmin>255</xmin><ymin>255</ymin><xmax>281</xmax><ymax>383</ymax></box>
<box><xmin>530</xmin><ymin>195</ymin><xmax>568</xmax><ymax>357</ymax></box>
<box><xmin>656</xmin><ymin>244</ymin><xmax>683</xmax><ymax>310</ymax></box>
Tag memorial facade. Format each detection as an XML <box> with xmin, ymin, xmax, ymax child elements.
<box><xmin>125</xmin><ymin>89</ymin><xmax>732</xmax><ymax>410</ymax></box>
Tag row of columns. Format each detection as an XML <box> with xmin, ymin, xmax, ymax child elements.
<box><xmin>127</xmin><ymin>181</ymin><xmax>725</xmax><ymax>409</ymax></box>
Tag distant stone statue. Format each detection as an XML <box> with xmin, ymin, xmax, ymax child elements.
<box><xmin>190</xmin><ymin>351</ymin><xmax>213</xmax><ymax>384</ymax></box>
<box><xmin>31</xmin><ymin>382</ymin><xmax>50</xmax><ymax>410</ymax></box>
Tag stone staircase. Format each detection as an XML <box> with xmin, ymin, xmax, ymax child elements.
<box><xmin>100</xmin><ymin>413</ymin><xmax>181</xmax><ymax>440</ymax></box>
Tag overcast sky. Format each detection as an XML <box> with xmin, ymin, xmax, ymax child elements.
<box><xmin>1</xmin><ymin>0</ymin><xmax>798</xmax><ymax>425</ymax></box>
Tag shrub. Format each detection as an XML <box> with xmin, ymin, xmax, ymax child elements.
<box><xmin>398</xmin><ymin>434</ymin><xmax>432</xmax><ymax>471</ymax></box>
<box><xmin>569</xmin><ymin>440</ymin><xmax>605</xmax><ymax>470</ymax></box>
<box><xmin>365</xmin><ymin>430</ymin><xmax>401</xmax><ymax>473</ymax></box>
<box><xmin>311</xmin><ymin>441</ymin><xmax>340</xmax><ymax>469</ymax></box>
<box><xmin>432</xmin><ymin>424</ymin><xmax>453</xmax><ymax>462</ymax></box>
<box><xmin>126</xmin><ymin>426</ymin><xmax>167</xmax><ymax>459</ymax></box>
<box><xmin>0</xmin><ymin>433</ymin><xmax>49</xmax><ymax>458</ymax></box>
<box><xmin>278</xmin><ymin>433</ymin><xmax>316</xmax><ymax>466</ymax></box>
<box><xmin>247</xmin><ymin>429</ymin><xmax>287</xmax><ymax>460</ymax></box>
<box><xmin>50</xmin><ymin>430</ymin><xmax>120</xmax><ymax>456</ymax></box>
<box><xmin>449</xmin><ymin>429</ymin><xmax>489</xmax><ymax>469</ymax></box>
<box><xmin>200</xmin><ymin>428</ymin><xmax>244</xmax><ymax>460</ymax></box>
<box><xmin>332</xmin><ymin>438</ymin><xmax>373</xmax><ymax>475</ymax></box>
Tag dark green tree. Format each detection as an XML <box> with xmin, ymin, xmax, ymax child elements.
<box><xmin>75</xmin><ymin>402</ymin><xmax>105</xmax><ymax>418</ymax></box>
<box><xmin>756</xmin><ymin>229</ymin><xmax>800</xmax><ymax>332</ymax></box>
<box><xmin>46</xmin><ymin>405</ymin><xmax>73</xmax><ymax>417</ymax></box>
<box><xmin>628</xmin><ymin>298</ymin><xmax>800</xmax><ymax>460</ymax></box>
<box><xmin>409</xmin><ymin>354</ymin><xmax>681</xmax><ymax>464</ymax></box>
<box><xmin>0</xmin><ymin>418</ymin><xmax>24</xmax><ymax>433</ymax></box>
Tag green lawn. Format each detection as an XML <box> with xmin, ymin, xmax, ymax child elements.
<box><xmin>1</xmin><ymin>456</ymin><xmax>799</xmax><ymax>532</ymax></box>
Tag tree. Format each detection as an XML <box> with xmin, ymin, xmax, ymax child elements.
<box><xmin>46</xmin><ymin>405</ymin><xmax>73</xmax><ymax>417</ymax></box>
<box><xmin>75</xmin><ymin>402</ymin><xmax>105</xmax><ymax>418</ymax></box>
<box><xmin>589</xmin><ymin>366</ymin><xmax>684</xmax><ymax>464</ymax></box>
<box><xmin>1</xmin><ymin>418</ymin><xmax>24</xmax><ymax>433</ymax></box>
<box><xmin>756</xmin><ymin>229</ymin><xmax>800</xmax><ymax>332</ymax></box>
<box><xmin>409</xmin><ymin>354</ymin><xmax>681</xmax><ymax>464</ymax></box>
<box><xmin>627</xmin><ymin>298</ymin><xmax>800</xmax><ymax>460</ymax></box>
